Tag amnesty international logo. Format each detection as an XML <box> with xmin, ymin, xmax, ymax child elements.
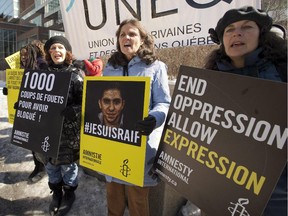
<box><xmin>41</xmin><ymin>136</ymin><xmax>50</xmax><ymax>152</ymax></box>
<box><xmin>120</xmin><ymin>159</ymin><xmax>131</xmax><ymax>177</ymax></box>
<box><xmin>228</xmin><ymin>198</ymin><xmax>250</xmax><ymax>216</ymax></box>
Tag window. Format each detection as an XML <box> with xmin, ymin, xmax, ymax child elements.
<box><xmin>0</xmin><ymin>29</ymin><xmax>17</xmax><ymax>58</ymax></box>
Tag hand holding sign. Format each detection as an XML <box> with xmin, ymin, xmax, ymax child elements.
<box><xmin>135</xmin><ymin>115</ymin><xmax>156</xmax><ymax>136</ymax></box>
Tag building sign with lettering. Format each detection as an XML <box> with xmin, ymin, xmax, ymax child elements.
<box><xmin>59</xmin><ymin>0</ymin><xmax>260</xmax><ymax>59</ymax></box>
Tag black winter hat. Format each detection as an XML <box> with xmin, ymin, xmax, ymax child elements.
<box><xmin>209</xmin><ymin>6</ymin><xmax>273</xmax><ymax>44</ymax></box>
<box><xmin>44</xmin><ymin>36</ymin><xmax>72</xmax><ymax>52</ymax></box>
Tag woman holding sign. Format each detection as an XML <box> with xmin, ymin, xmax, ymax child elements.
<box><xmin>103</xmin><ymin>19</ymin><xmax>171</xmax><ymax>216</ymax></box>
<box><xmin>206</xmin><ymin>6</ymin><xmax>287</xmax><ymax>216</ymax></box>
<box><xmin>41</xmin><ymin>36</ymin><xmax>84</xmax><ymax>216</ymax></box>
<box><xmin>10</xmin><ymin>41</ymin><xmax>48</xmax><ymax>184</ymax></box>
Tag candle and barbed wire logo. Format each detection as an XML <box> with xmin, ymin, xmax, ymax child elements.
<box><xmin>228</xmin><ymin>198</ymin><xmax>250</xmax><ymax>216</ymax></box>
<box><xmin>120</xmin><ymin>159</ymin><xmax>131</xmax><ymax>177</ymax></box>
<box><xmin>41</xmin><ymin>136</ymin><xmax>50</xmax><ymax>152</ymax></box>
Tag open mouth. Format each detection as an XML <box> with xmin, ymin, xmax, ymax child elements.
<box><xmin>231</xmin><ymin>42</ymin><xmax>244</xmax><ymax>47</ymax></box>
<box><xmin>53</xmin><ymin>54</ymin><xmax>63</xmax><ymax>60</ymax></box>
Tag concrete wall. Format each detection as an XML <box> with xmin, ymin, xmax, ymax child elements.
<box><xmin>149</xmin><ymin>181</ymin><xmax>187</xmax><ymax>216</ymax></box>
<box><xmin>156</xmin><ymin>45</ymin><xmax>217</xmax><ymax>79</ymax></box>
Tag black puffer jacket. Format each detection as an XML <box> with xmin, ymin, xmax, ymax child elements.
<box><xmin>37</xmin><ymin>63</ymin><xmax>84</xmax><ymax>165</ymax></box>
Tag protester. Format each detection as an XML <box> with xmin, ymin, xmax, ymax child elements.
<box><xmin>205</xmin><ymin>6</ymin><xmax>287</xmax><ymax>216</ymax></box>
<box><xmin>2</xmin><ymin>40</ymin><xmax>47</xmax><ymax>95</ymax></box>
<box><xmin>103</xmin><ymin>18</ymin><xmax>171</xmax><ymax>216</ymax></box>
<box><xmin>11</xmin><ymin>41</ymin><xmax>47</xmax><ymax>183</ymax></box>
<box><xmin>39</xmin><ymin>36</ymin><xmax>84</xmax><ymax>216</ymax></box>
<box><xmin>8</xmin><ymin>41</ymin><xmax>47</xmax><ymax>182</ymax></box>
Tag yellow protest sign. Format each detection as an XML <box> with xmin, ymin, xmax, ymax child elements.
<box><xmin>6</xmin><ymin>69</ymin><xmax>24</xmax><ymax>124</ymax></box>
<box><xmin>80</xmin><ymin>76</ymin><xmax>150</xmax><ymax>186</ymax></box>
<box><xmin>5</xmin><ymin>51</ymin><xmax>20</xmax><ymax>69</ymax></box>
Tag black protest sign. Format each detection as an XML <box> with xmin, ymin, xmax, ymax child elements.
<box><xmin>154</xmin><ymin>66</ymin><xmax>287</xmax><ymax>216</ymax></box>
<box><xmin>11</xmin><ymin>69</ymin><xmax>71</xmax><ymax>158</ymax></box>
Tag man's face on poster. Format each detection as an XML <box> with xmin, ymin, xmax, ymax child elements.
<box><xmin>98</xmin><ymin>89</ymin><xmax>125</xmax><ymax>127</ymax></box>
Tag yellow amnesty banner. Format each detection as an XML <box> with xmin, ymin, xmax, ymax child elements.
<box><xmin>80</xmin><ymin>76</ymin><xmax>150</xmax><ymax>186</ymax></box>
<box><xmin>6</xmin><ymin>69</ymin><xmax>24</xmax><ymax>124</ymax></box>
<box><xmin>5</xmin><ymin>51</ymin><xmax>20</xmax><ymax>69</ymax></box>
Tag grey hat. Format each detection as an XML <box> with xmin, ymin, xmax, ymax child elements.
<box><xmin>44</xmin><ymin>36</ymin><xmax>72</xmax><ymax>52</ymax></box>
<box><xmin>209</xmin><ymin>6</ymin><xmax>273</xmax><ymax>44</ymax></box>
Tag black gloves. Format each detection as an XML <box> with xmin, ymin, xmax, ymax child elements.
<box><xmin>135</xmin><ymin>115</ymin><xmax>156</xmax><ymax>136</ymax></box>
<box><xmin>61</xmin><ymin>106</ymin><xmax>77</xmax><ymax>121</ymax></box>
<box><xmin>2</xmin><ymin>87</ymin><xmax>8</xmax><ymax>95</ymax></box>
<box><xmin>14</xmin><ymin>102</ymin><xmax>19</xmax><ymax>109</ymax></box>
<box><xmin>148</xmin><ymin>168</ymin><xmax>159</xmax><ymax>181</ymax></box>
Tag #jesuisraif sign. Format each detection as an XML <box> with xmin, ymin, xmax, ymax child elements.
<box><xmin>80</xmin><ymin>76</ymin><xmax>150</xmax><ymax>186</ymax></box>
<box><xmin>154</xmin><ymin>66</ymin><xmax>287</xmax><ymax>216</ymax></box>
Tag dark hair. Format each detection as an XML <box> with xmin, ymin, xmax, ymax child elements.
<box><xmin>20</xmin><ymin>44</ymin><xmax>43</xmax><ymax>69</ymax></box>
<box><xmin>100</xmin><ymin>82</ymin><xmax>124</xmax><ymax>99</ymax></box>
<box><xmin>204</xmin><ymin>30</ymin><xmax>287</xmax><ymax>69</ymax></box>
<box><xmin>108</xmin><ymin>18</ymin><xmax>158</xmax><ymax>67</ymax></box>
<box><xmin>30</xmin><ymin>40</ymin><xmax>45</xmax><ymax>59</ymax></box>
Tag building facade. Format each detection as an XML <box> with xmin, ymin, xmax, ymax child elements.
<box><xmin>0</xmin><ymin>0</ymin><xmax>64</xmax><ymax>70</ymax></box>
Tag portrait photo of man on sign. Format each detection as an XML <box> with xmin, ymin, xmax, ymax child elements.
<box><xmin>84</xmin><ymin>79</ymin><xmax>148</xmax><ymax>146</ymax></box>
<box><xmin>97</xmin><ymin>82</ymin><xmax>125</xmax><ymax>128</ymax></box>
